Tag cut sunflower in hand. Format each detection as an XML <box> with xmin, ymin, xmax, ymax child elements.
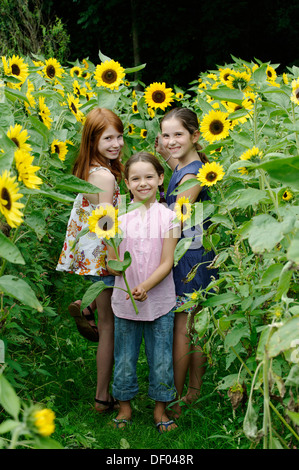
<box><xmin>144</xmin><ymin>82</ymin><xmax>174</xmax><ymax>110</ymax></box>
<box><xmin>197</xmin><ymin>161</ymin><xmax>225</xmax><ymax>187</ymax></box>
<box><xmin>174</xmin><ymin>196</ymin><xmax>192</xmax><ymax>223</ymax></box>
<box><xmin>88</xmin><ymin>205</ymin><xmax>121</xmax><ymax>240</ymax></box>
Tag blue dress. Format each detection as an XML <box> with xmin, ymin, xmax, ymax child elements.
<box><xmin>166</xmin><ymin>160</ymin><xmax>217</xmax><ymax>296</ymax></box>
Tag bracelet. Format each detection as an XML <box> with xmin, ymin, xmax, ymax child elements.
<box><xmin>165</xmin><ymin>154</ymin><xmax>171</xmax><ymax>163</ymax></box>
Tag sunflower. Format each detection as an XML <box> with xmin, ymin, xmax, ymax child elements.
<box><xmin>2</xmin><ymin>55</ymin><xmax>28</xmax><ymax>83</ymax></box>
<box><xmin>197</xmin><ymin>161</ymin><xmax>225</xmax><ymax>187</ymax></box>
<box><xmin>66</xmin><ymin>93</ymin><xmax>85</xmax><ymax>123</ymax></box>
<box><xmin>88</xmin><ymin>205</ymin><xmax>120</xmax><ymax>240</ymax></box>
<box><xmin>266</xmin><ymin>65</ymin><xmax>277</xmax><ymax>82</ymax></box>
<box><xmin>226</xmin><ymin>70</ymin><xmax>251</xmax><ymax>91</ymax></box>
<box><xmin>70</xmin><ymin>66</ymin><xmax>82</xmax><ymax>78</ymax></box>
<box><xmin>176</xmin><ymin>92</ymin><xmax>184</xmax><ymax>100</ymax></box>
<box><xmin>94</xmin><ymin>60</ymin><xmax>125</xmax><ymax>90</ymax></box>
<box><xmin>282</xmin><ymin>73</ymin><xmax>289</xmax><ymax>85</ymax></box>
<box><xmin>132</xmin><ymin>101</ymin><xmax>138</xmax><ymax>113</ymax></box>
<box><xmin>239</xmin><ymin>146</ymin><xmax>262</xmax><ymax>161</ymax></box>
<box><xmin>291</xmin><ymin>79</ymin><xmax>299</xmax><ymax>105</ymax></box>
<box><xmin>200</xmin><ymin>109</ymin><xmax>230</xmax><ymax>143</ymax></box>
<box><xmin>0</xmin><ymin>170</ymin><xmax>24</xmax><ymax>228</ymax></box>
<box><xmin>147</xmin><ymin>107</ymin><xmax>155</xmax><ymax>119</ymax></box>
<box><xmin>25</xmin><ymin>80</ymin><xmax>36</xmax><ymax>110</ymax></box>
<box><xmin>38</xmin><ymin>96</ymin><xmax>52</xmax><ymax>129</ymax></box>
<box><xmin>219</xmin><ymin>67</ymin><xmax>234</xmax><ymax>85</ymax></box>
<box><xmin>51</xmin><ymin>139</ymin><xmax>68</xmax><ymax>161</ymax></box>
<box><xmin>33</xmin><ymin>408</ymin><xmax>55</xmax><ymax>437</ymax></box>
<box><xmin>128</xmin><ymin>124</ymin><xmax>135</xmax><ymax>135</ymax></box>
<box><xmin>140</xmin><ymin>129</ymin><xmax>147</xmax><ymax>139</ymax></box>
<box><xmin>144</xmin><ymin>82</ymin><xmax>174</xmax><ymax>110</ymax></box>
<box><xmin>282</xmin><ymin>190</ymin><xmax>293</xmax><ymax>201</ymax></box>
<box><xmin>174</xmin><ymin>196</ymin><xmax>192</xmax><ymax>223</ymax></box>
<box><xmin>7</xmin><ymin>124</ymin><xmax>32</xmax><ymax>152</ymax></box>
<box><xmin>43</xmin><ymin>58</ymin><xmax>64</xmax><ymax>80</ymax></box>
<box><xmin>14</xmin><ymin>149</ymin><xmax>43</xmax><ymax>189</ymax></box>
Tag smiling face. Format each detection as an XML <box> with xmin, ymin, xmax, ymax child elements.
<box><xmin>97</xmin><ymin>125</ymin><xmax>124</xmax><ymax>162</ymax></box>
<box><xmin>161</xmin><ymin>117</ymin><xmax>199</xmax><ymax>164</ymax></box>
<box><xmin>125</xmin><ymin>161</ymin><xmax>164</xmax><ymax>206</ymax></box>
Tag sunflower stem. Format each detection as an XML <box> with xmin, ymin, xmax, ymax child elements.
<box><xmin>218</xmin><ymin>185</ymin><xmax>247</xmax><ymax>254</ymax></box>
<box><xmin>110</xmin><ymin>239</ymin><xmax>139</xmax><ymax>315</ymax></box>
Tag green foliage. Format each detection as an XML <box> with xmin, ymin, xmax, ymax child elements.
<box><xmin>0</xmin><ymin>49</ymin><xmax>299</xmax><ymax>449</ymax></box>
<box><xmin>0</xmin><ymin>0</ymin><xmax>70</xmax><ymax>62</ymax></box>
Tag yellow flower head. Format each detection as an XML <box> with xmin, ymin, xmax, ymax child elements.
<box><xmin>282</xmin><ymin>190</ymin><xmax>293</xmax><ymax>201</ymax></box>
<box><xmin>51</xmin><ymin>140</ymin><xmax>68</xmax><ymax>161</ymax></box>
<box><xmin>174</xmin><ymin>196</ymin><xmax>192</xmax><ymax>223</ymax></box>
<box><xmin>33</xmin><ymin>409</ymin><xmax>55</xmax><ymax>437</ymax></box>
<box><xmin>94</xmin><ymin>60</ymin><xmax>125</xmax><ymax>90</ymax></box>
<box><xmin>132</xmin><ymin>101</ymin><xmax>138</xmax><ymax>114</ymax></box>
<box><xmin>200</xmin><ymin>109</ymin><xmax>230</xmax><ymax>143</ymax></box>
<box><xmin>14</xmin><ymin>149</ymin><xmax>43</xmax><ymax>189</ymax></box>
<box><xmin>144</xmin><ymin>82</ymin><xmax>174</xmax><ymax>110</ymax></box>
<box><xmin>2</xmin><ymin>55</ymin><xmax>28</xmax><ymax>83</ymax></box>
<box><xmin>291</xmin><ymin>78</ymin><xmax>299</xmax><ymax>105</ymax></box>
<box><xmin>240</xmin><ymin>146</ymin><xmax>262</xmax><ymax>161</ymax></box>
<box><xmin>0</xmin><ymin>170</ymin><xmax>24</xmax><ymax>228</ymax></box>
<box><xmin>66</xmin><ymin>93</ymin><xmax>85</xmax><ymax>122</ymax></box>
<box><xmin>43</xmin><ymin>58</ymin><xmax>64</xmax><ymax>80</ymax></box>
<box><xmin>39</xmin><ymin>96</ymin><xmax>52</xmax><ymax>129</ymax></box>
<box><xmin>88</xmin><ymin>205</ymin><xmax>121</xmax><ymax>240</ymax></box>
<box><xmin>226</xmin><ymin>70</ymin><xmax>251</xmax><ymax>91</ymax></box>
<box><xmin>219</xmin><ymin>67</ymin><xmax>234</xmax><ymax>85</ymax></box>
<box><xmin>140</xmin><ymin>129</ymin><xmax>148</xmax><ymax>139</ymax></box>
<box><xmin>266</xmin><ymin>65</ymin><xmax>277</xmax><ymax>82</ymax></box>
<box><xmin>197</xmin><ymin>161</ymin><xmax>225</xmax><ymax>187</ymax></box>
<box><xmin>7</xmin><ymin>124</ymin><xmax>32</xmax><ymax>153</ymax></box>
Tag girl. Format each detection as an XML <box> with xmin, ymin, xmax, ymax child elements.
<box><xmin>156</xmin><ymin>107</ymin><xmax>217</xmax><ymax>417</ymax></box>
<box><xmin>56</xmin><ymin>107</ymin><xmax>124</xmax><ymax>413</ymax></box>
<box><xmin>107</xmin><ymin>152</ymin><xmax>180</xmax><ymax>432</ymax></box>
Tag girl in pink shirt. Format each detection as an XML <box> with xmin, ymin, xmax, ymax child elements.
<box><xmin>107</xmin><ymin>152</ymin><xmax>180</xmax><ymax>433</ymax></box>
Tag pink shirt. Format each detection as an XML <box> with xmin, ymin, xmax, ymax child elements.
<box><xmin>111</xmin><ymin>201</ymin><xmax>179</xmax><ymax>321</ymax></box>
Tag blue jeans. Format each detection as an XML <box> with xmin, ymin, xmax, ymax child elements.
<box><xmin>84</xmin><ymin>274</ymin><xmax>115</xmax><ymax>287</ymax></box>
<box><xmin>112</xmin><ymin>309</ymin><xmax>176</xmax><ymax>402</ymax></box>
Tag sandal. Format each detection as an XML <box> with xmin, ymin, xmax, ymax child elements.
<box><xmin>156</xmin><ymin>419</ymin><xmax>177</xmax><ymax>433</ymax></box>
<box><xmin>95</xmin><ymin>397</ymin><xmax>119</xmax><ymax>413</ymax></box>
<box><xmin>112</xmin><ymin>418</ymin><xmax>131</xmax><ymax>429</ymax></box>
<box><xmin>68</xmin><ymin>301</ymin><xmax>99</xmax><ymax>342</ymax></box>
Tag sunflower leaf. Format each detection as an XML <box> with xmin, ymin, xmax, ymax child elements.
<box><xmin>0</xmin><ymin>275</ymin><xmax>43</xmax><ymax>311</ymax></box>
<box><xmin>0</xmin><ymin>231</ymin><xmax>25</xmax><ymax>264</ymax></box>
<box><xmin>98</xmin><ymin>50</ymin><xmax>112</xmax><ymax>62</ymax></box>
<box><xmin>124</xmin><ymin>64</ymin><xmax>146</xmax><ymax>74</ymax></box>
<box><xmin>54</xmin><ymin>175</ymin><xmax>103</xmax><ymax>193</ymax></box>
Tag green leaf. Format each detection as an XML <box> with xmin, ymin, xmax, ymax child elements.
<box><xmin>202</xmin><ymin>292</ymin><xmax>241</xmax><ymax>307</ymax></box>
<box><xmin>260</xmin><ymin>263</ymin><xmax>283</xmax><ymax>287</ymax></box>
<box><xmin>98</xmin><ymin>50</ymin><xmax>112</xmax><ymax>62</ymax></box>
<box><xmin>227</xmin><ymin>188</ymin><xmax>268</xmax><ymax>210</ymax></box>
<box><xmin>0</xmin><ymin>374</ymin><xmax>21</xmax><ymax>420</ymax></box>
<box><xmin>205</xmin><ymin>87</ymin><xmax>244</xmax><ymax>103</ymax></box>
<box><xmin>81</xmin><ymin>281</ymin><xmax>110</xmax><ymax>311</ymax></box>
<box><xmin>247</xmin><ymin>214</ymin><xmax>284</xmax><ymax>252</ymax></box>
<box><xmin>97</xmin><ymin>89</ymin><xmax>121</xmax><ymax>110</ymax></box>
<box><xmin>255</xmin><ymin>155</ymin><xmax>299</xmax><ymax>190</ymax></box>
<box><xmin>0</xmin><ymin>275</ymin><xmax>43</xmax><ymax>311</ymax></box>
<box><xmin>275</xmin><ymin>261</ymin><xmax>294</xmax><ymax>301</ymax></box>
<box><xmin>286</xmin><ymin>410</ymin><xmax>299</xmax><ymax>427</ymax></box>
<box><xmin>0</xmin><ymin>419</ymin><xmax>19</xmax><ymax>434</ymax></box>
<box><xmin>33</xmin><ymin>187</ymin><xmax>75</xmax><ymax>203</ymax></box>
<box><xmin>287</xmin><ymin>231</ymin><xmax>299</xmax><ymax>264</ymax></box>
<box><xmin>268</xmin><ymin>316</ymin><xmax>299</xmax><ymax>358</ymax></box>
<box><xmin>55</xmin><ymin>175</ymin><xmax>103</xmax><ymax>194</ymax></box>
<box><xmin>224</xmin><ymin>325</ymin><xmax>250</xmax><ymax>350</ymax></box>
<box><xmin>33</xmin><ymin>435</ymin><xmax>64</xmax><ymax>449</ymax></box>
<box><xmin>174</xmin><ymin>237</ymin><xmax>193</xmax><ymax>266</ymax></box>
<box><xmin>124</xmin><ymin>63</ymin><xmax>146</xmax><ymax>74</ymax></box>
<box><xmin>0</xmin><ymin>231</ymin><xmax>25</xmax><ymax>264</ymax></box>
<box><xmin>256</xmin><ymin>327</ymin><xmax>271</xmax><ymax>361</ymax></box>
<box><xmin>107</xmin><ymin>251</ymin><xmax>132</xmax><ymax>272</ymax></box>
<box><xmin>25</xmin><ymin>211</ymin><xmax>47</xmax><ymax>240</ymax></box>
<box><xmin>169</xmin><ymin>178</ymin><xmax>199</xmax><ymax>196</ymax></box>
<box><xmin>4</xmin><ymin>87</ymin><xmax>29</xmax><ymax>104</ymax></box>
<box><xmin>194</xmin><ymin>308</ymin><xmax>210</xmax><ymax>338</ymax></box>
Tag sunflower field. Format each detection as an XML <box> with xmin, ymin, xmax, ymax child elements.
<box><xmin>0</xmin><ymin>49</ymin><xmax>299</xmax><ymax>450</ymax></box>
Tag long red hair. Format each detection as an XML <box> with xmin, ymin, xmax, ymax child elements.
<box><xmin>73</xmin><ymin>107</ymin><xmax>124</xmax><ymax>182</ymax></box>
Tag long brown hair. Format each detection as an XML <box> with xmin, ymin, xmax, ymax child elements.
<box><xmin>73</xmin><ymin>107</ymin><xmax>124</xmax><ymax>182</ymax></box>
<box><xmin>160</xmin><ymin>107</ymin><xmax>209</xmax><ymax>163</ymax></box>
<box><xmin>124</xmin><ymin>152</ymin><xmax>166</xmax><ymax>204</ymax></box>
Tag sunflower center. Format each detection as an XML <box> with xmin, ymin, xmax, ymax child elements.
<box><xmin>46</xmin><ymin>65</ymin><xmax>56</xmax><ymax>78</ymax></box>
<box><xmin>209</xmin><ymin>119</ymin><xmax>224</xmax><ymax>135</ymax></box>
<box><xmin>267</xmin><ymin>70</ymin><xmax>272</xmax><ymax>78</ymax></box>
<box><xmin>1</xmin><ymin>187</ymin><xmax>12</xmax><ymax>210</ymax></box>
<box><xmin>71</xmin><ymin>102</ymin><xmax>77</xmax><ymax>114</ymax></box>
<box><xmin>102</xmin><ymin>69</ymin><xmax>117</xmax><ymax>84</ymax></box>
<box><xmin>295</xmin><ymin>89</ymin><xmax>299</xmax><ymax>100</ymax></box>
<box><xmin>11</xmin><ymin>64</ymin><xmax>21</xmax><ymax>76</ymax></box>
<box><xmin>11</xmin><ymin>137</ymin><xmax>20</xmax><ymax>148</ymax></box>
<box><xmin>54</xmin><ymin>145</ymin><xmax>60</xmax><ymax>154</ymax></box>
<box><xmin>206</xmin><ymin>171</ymin><xmax>217</xmax><ymax>182</ymax></box>
<box><xmin>180</xmin><ymin>204</ymin><xmax>187</xmax><ymax>215</ymax></box>
<box><xmin>97</xmin><ymin>215</ymin><xmax>114</xmax><ymax>232</ymax></box>
<box><xmin>152</xmin><ymin>90</ymin><xmax>166</xmax><ymax>103</ymax></box>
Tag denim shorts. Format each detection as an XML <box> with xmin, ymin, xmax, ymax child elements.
<box><xmin>84</xmin><ymin>274</ymin><xmax>115</xmax><ymax>287</ymax></box>
<box><xmin>112</xmin><ymin>309</ymin><xmax>176</xmax><ymax>403</ymax></box>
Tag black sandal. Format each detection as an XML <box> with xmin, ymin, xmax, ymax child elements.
<box><xmin>95</xmin><ymin>397</ymin><xmax>119</xmax><ymax>413</ymax></box>
<box><xmin>68</xmin><ymin>302</ymin><xmax>99</xmax><ymax>342</ymax></box>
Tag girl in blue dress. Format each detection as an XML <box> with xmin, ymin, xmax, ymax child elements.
<box><xmin>156</xmin><ymin>107</ymin><xmax>217</xmax><ymax>418</ymax></box>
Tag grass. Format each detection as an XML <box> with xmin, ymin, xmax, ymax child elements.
<box><xmin>2</xmin><ymin>272</ymin><xmax>250</xmax><ymax>450</ymax></box>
